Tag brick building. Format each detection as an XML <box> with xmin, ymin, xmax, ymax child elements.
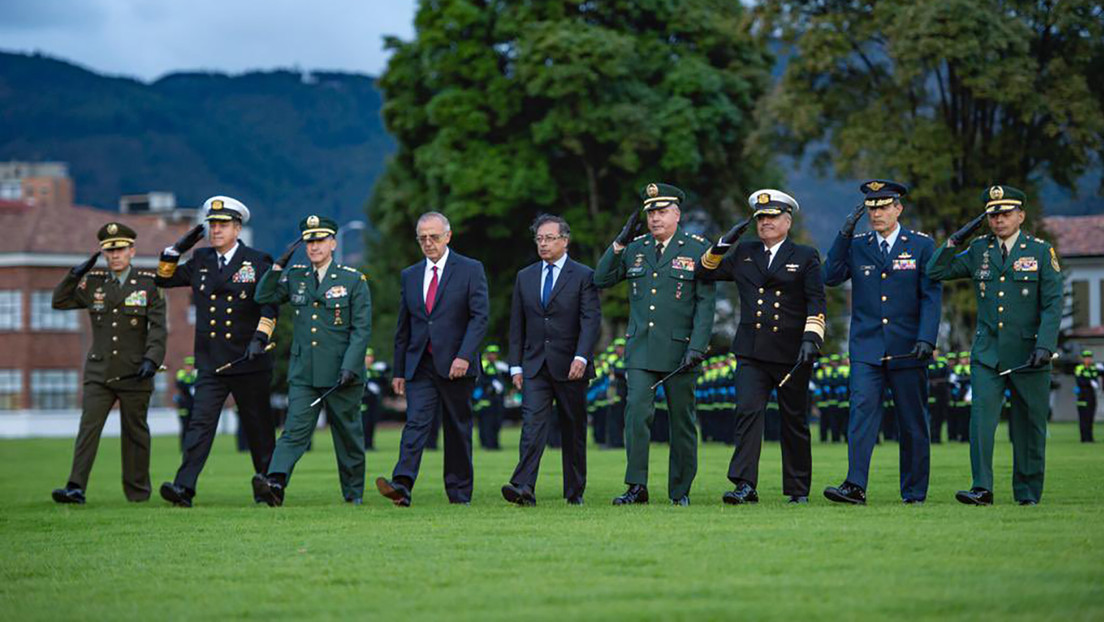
<box><xmin>0</xmin><ymin>198</ymin><xmax>197</xmax><ymax>412</ymax></box>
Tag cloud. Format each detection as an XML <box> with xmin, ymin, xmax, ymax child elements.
<box><xmin>0</xmin><ymin>0</ymin><xmax>416</xmax><ymax>80</ymax></box>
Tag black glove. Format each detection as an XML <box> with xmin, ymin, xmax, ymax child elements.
<box><xmin>136</xmin><ymin>358</ymin><xmax>158</xmax><ymax>381</ymax></box>
<box><xmin>613</xmin><ymin>208</ymin><xmax>644</xmax><ymax>248</ymax></box>
<box><xmin>840</xmin><ymin>203</ymin><xmax>866</xmax><ymax>237</ymax></box>
<box><xmin>72</xmin><ymin>252</ymin><xmax>101</xmax><ymax>277</ymax></box>
<box><xmin>713</xmin><ymin>218</ymin><xmax>753</xmax><ymax>254</ymax></box>
<box><xmin>275</xmin><ymin>238</ymin><xmax>304</xmax><ymax>269</ymax></box>
<box><xmin>910</xmin><ymin>341</ymin><xmax>934</xmax><ymax>362</ymax></box>
<box><xmin>174</xmin><ymin>224</ymin><xmax>206</xmax><ymax>254</ymax></box>
<box><xmin>338</xmin><ymin>369</ymin><xmax>358</xmax><ymax>387</ymax></box>
<box><xmin>1027</xmin><ymin>347</ymin><xmax>1052</xmax><ymax>368</ymax></box>
<box><xmin>949</xmin><ymin>212</ymin><xmax>988</xmax><ymax>246</ymax></box>
<box><xmin>245</xmin><ymin>332</ymin><xmax>268</xmax><ymax>360</ymax></box>
<box><xmin>679</xmin><ymin>349</ymin><xmax>706</xmax><ymax>369</ymax></box>
<box><xmin>797</xmin><ymin>340</ymin><xmax>819</xmax><ymax>366</ymax></box>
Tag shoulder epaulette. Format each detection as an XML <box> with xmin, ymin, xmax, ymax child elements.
<box><xmin>913</xmin><ymin>231</ymin><xmax>930</xmax><ymax>238</ymax></box>
<box><xmin>290</xmin><ymin>264</ymin><xmax>308</xmax><ymax>270</ymax></box>
<box><xmin>340</xmin><ymin>265</ymin><xmax>360</xmax><ymax>273</ymax></box>
<box><xmin>853</xmin><ymin>233</ymin><xmax>865</xmax><ymax>238</ymax></box>
<box><xmin>136</xmin><ymin>270</ymin><xmax>158</xmax><ymax>279</ymax></box>
<box><xmin>632</xmin><ymin>234</ymin><xmax>647</xmax><ymax>241</ymax></box>
<box><xmin>87</xmin><ymin>270</ymin><xmax>106</xmax><ymax>277</ymax></box>
<box><xmin>690</xmin><ymin>233</ymin><xmax>707</xmax><ymax>243</ymax></box>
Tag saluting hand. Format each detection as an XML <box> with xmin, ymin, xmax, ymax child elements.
<box><xmin>713</xmin><ymin>217</ymin><xmax>753</xmax><ymax>255</ymax></box>
<box><xmin>72</xmin><ymin>251</ymin><xmax>101</xmax><ymax>277</ymax></box>
<box><xmin>613</xmin><ymin>208</ymin><xmax>644</xmax><ymax>251</ymax></box>
<box><xmin>274</xmin><ymin>238</ymin><xmax>303</xmax><ymax>270</ymax></box>
<box><xmin>949</xmin><ymin>211</ymin><xmax>988</xmax><ymax>247</ymax></box>
<box><xmin>840</xmin><ymin>203</ymin><xmax>866</xmax><ymax>237</ymax></box>
<box><xmin>174</xmin><ymin>224</ymin><xmax>206</xmax><ymax>254</ymax></box>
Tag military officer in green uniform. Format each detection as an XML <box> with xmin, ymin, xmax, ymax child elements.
<box><xmin>927</xmin><ymin>185</ymin><xmax>1062</xmax><ymax>505</ymax></box>
<box><xmin>50</xmin><ymin>223</ymin><xmax>166</xmax><ymax>504</ymax></box>
<box><xmin>254</xmin><ymin>215</ymin><xmax>372</xmax><ymax>506</ymax></box>
<box><xmin>594</xmin><ymin>182</ymin><xmax>716</xmax><ymax>506</ymax></box>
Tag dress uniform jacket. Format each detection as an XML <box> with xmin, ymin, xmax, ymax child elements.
<box><xmin>155</xmin><ymin>245</ymin><xmax>277</xmax><ymax>374</ymax></box>
<box><xmin>699</xmin><ymin>238</ymin><xmax>826</xmax><ymax>360</ymax></box>
<box><xmin>256</xmin><ymin>263</ymin><xmax>372</xmax><ymax>386</ymax></box>
<box><xmin>53</xmin><ymin>269</ymin><xmax>167</xmax><ymax>387</ymax></box>
<box><xmin>825</xmin><ymin>228</ymin><xmax>941</xmax><ymax>368</ymax></box>
<box><xmin>594</xmin><ymin>228</ymin><xmax>716</xmax><ymax>371</ymax></box>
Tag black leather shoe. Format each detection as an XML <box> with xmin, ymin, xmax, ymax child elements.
<box><xmin>955</xmin><ymin>487</ymin><xmax>993</xmax><ymax>506</ymax></box>
<box><xmin>345</xmin><ymin>496</ymin><xmax>363</xmax><ymax>505</ymax></box>
<box><xmin>501</xmin><ymin>484</ymin><xmax>536</xmax><ymax>507</ymax></box>
<box><xmin>159</xmin><ymin>482</ymin><xmax>194</xmax><ymax>508</ymax></box>
<box><xmin>903</xmin><ymin>498</ymin><xmax>925</xmax><ymax>505</ymax></box>
<box><xmin>1018</xmin><ymin>500</ymin><xmax>1038</xmax><ymax>506</ymax></box>
<box><xmin>251</xmin><ymin>473</ymin><xmax>267</xmax><ymax>503</ymax></box>
<box><xmin>612</xmin><ymin>485</ymin><xmax>649</xmax><ymax>505</ymax></box>
<box><xmin>672</xmin><ymin>495</ymin><xmax>690</xmax><ymax>506</ymax></box>
<box><xmin>788</xmin><ymin>495</ymin><xmax>809</xmax><ymax>504</ymax></box>
<box><xmin>376</xmin><ymin>477</ymin><xmax>411</xmax><ymax>507</ymax></box>
<box><xmin>51</xmin><ymin>486</ymin><xmax>86</xmax><ymax>505</ymax></box>
<box><xmin>255</xmin><ymin>477</ymin><xmax>284</xmax><ymax>507</ymax></box>
<box><xmin>824</xmin><ymin>482</ymin><xmax>866</xmax><ymax>505</ymax></box>
<box><xmin>566</xmin><ymin>496</ymin><xmax>584</xmax><ymax>506</ymax></box>
<box><xmin>722</xmin><ymin>482</ymin><xmax>759</xmax><ymax>505</ymax></box>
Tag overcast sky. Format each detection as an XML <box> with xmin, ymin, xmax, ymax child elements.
<box><xmin>0</xmin><ymin>0</ymin><xmax>417</xmax><ymax>81</ymax></box>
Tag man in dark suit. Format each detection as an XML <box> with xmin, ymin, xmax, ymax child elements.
<box><xmin>155</xmin><ymin>196</ymin><xmax>278</xmax><ymax>507</ymax></box>
<box><xmin>698</xmin><ymin>189</ymin><xmax>826</xmax><ymax>504</ymax></box>
<box><xmin>376</xmin><ymin>212</ymin><xmax>489</xmax><ymax>506</ymax></box>
<box><xmin>823</xmin><ymin>180</ymin><xmax>942</xmax><ymax>505</ymax></box>
<box><xmin>500</xmin><ymin>215</ymin><xmax>601</xmax><ymax>506</ymax></box>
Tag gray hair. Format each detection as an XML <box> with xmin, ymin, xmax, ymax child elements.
<box><xmin>530</xmin><ymin>213</ymin><xmax>570</xmax><ymax>237</ymax></box>
<box><xmin>417</xmin><ymin>211</ymin><xmax>451</xmax><ymax>231</ymax></box>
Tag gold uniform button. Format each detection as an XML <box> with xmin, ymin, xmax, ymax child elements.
<box><xmin>112</xmin><ymin>336</ymin><xmax>118</xmax><ymax>341</ymax></box>
<box><xmin>209</xmin><ymin>320</ymin><xmax>216</xmax><ymax>326</ymax></box>
<box><xmin>210</xmin><ymin>294</ymin><xmax>216</xmax><ymax>300</ymax></box>
<box><xmin>225</xmin><ymin>320</ymin><xmax>232</xmax><ymax>326</ymax></box>
<box><xmin>111</xmin><ymin>322</ymin><xmax>117</xmax><ymax>327</ymax></box>
<box><xmin>755</xmin><ymin>323</ymin><xmax>762</xmax><ymax>329</ymax></box>
<box><xmin>209</xmin><ymin>332</ymin><xmax>216</xmax><ymax>338</ymax></box>
<box><xmin>312</xmin><ymin>314</ymin><xmax>318</xmax><ymax>320</ymax></box>
<box><xmin>311</xmin><ymin>327</ymin><xmax>317</xmax><ymax>333</ymax></box>
<box><xmin>998</xmin><ymin>322</ymin><xmax>1004</xmax><ymax>329</ymax></box>
<box><xmin>651</xmin><ymin>289</ymin><xmax>657</xmax><ymax>295</ymax></box>
<box><xmin>648</xmin><ymin>321</ymin><xmax>655</xmax><ymax>327</ymax></box>
<box><xmin>882</xmin><ymin>318</ymin><xmax>889</xmax><ymax>325</ymax></box>
<box><xmin>112</xmin><ymin>350</ymin><xmax>118</xmax><ymax>355</ymax></box>
<box><xmin>998</xmin><ymin>306</ymin><xmax>1004</xmax><ymax>313</ymax></box>
<box><xmin>774</xmin><ymin>315</ymin><xmax>779</xmax><ymax>320</ymax></box>
<box><xmin>113</xmin><ymin>309</ymin><xmax>118</xmax><ymax>314</ymax></box>
<box><xmin>314</xmin><ymin>302</ymin><xmax>320</xmax><ymax>307</ymax></box>
<box><xmin>999</xmin><ymin>276</ymin><xmax>1006</xmax><ymax>282</ymax></box>
<box><xmin>757</xmin><ymin>299</ymin><xmax>763</xmax><ymax>305</ymax></box>
<box><xmin>758</xmin><ymin>288</ymin><xmax>764</xmax><ymax>294</ymax></box>
<box><xmin>226</xmin><ymin>295</ymin><xmax>233</xmax><ymax>302</ymax></box>
<box><xmin>773</xmin><ymin>302</ymin><xmax>780</xmax><ymax>308</ymax></box>
<box><xmin>225</xmin><ymin>333</ymin><xmax>232</xmax><ymax>339</ymax></box>
<box><xmin>649</xmin><ymin>305</ymin><xmax>655</xmax><ymax>311</ymax></box>
<box><xmin>775</xmin><ymin>290</ymin><xmax>781</xmax><ymax>296</ymax></box>
<box><xmin>652</xmin><ymin>272</ymin><xmax>658</xmax><ymax>278</ymax></box>
<box><xmin>881</xmin><ymin>273</ymin><xmax>887</xmax><ymax>279</ymax></box>
<box><xmin>772</xmin><ymin>327</ymin><xmax>779</xmax><ymax>332</ymax></box>
<box><xmin>227</xmin><ymin>309</ymin><xmax>233</xmax><ymax>314</ymax></box>
<box><xmin>209</xmin><ymin>306</ymin><xmax>216</xmax><ymax>313</ymax></box>
<box><xmin>756</xmin><ymin>311</ymin><xmax>762</xmax><ymax>317</ymax></box>
<box><xmin>881</xmin><ymin>295</ymin><xmax>887</xmax><ymax>302</ymax></box>
<box><xmin>998</xmin><ymin>291</ymin><xmax>1005</xmax><ymax>297</ymax></box>
<box><xmin>311</xmin><ymin>341</ymin><xmax>318</xmax><ymax>347</ymax></box>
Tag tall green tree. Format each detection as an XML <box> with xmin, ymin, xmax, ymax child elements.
<box><xmin>367</xmin><ymin>0</ymin><xmax>774</xmax><ymax>352</ymax></box>
<box><xmin>755</xmin><ymin>0</ymin><xmax>1104</xmax><ymax>348</ymax></box>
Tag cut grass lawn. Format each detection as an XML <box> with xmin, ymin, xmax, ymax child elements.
<box><xmin>1</xmin><ymin>423</ymin><xmax>1101</xmax><ymax>620</ymax></box>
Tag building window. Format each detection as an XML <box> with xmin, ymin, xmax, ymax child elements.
<box><xmin>0</xmin><ymin>370</ymin><xmax>21</xmax><ymax>410</ymax></box>
<box><xmin>1072</xmin><ymin>280</ymin><xmax>1089</xmax><ymax>330</ymax></box>
<box><xmin>31</xmin><ymin>290</ymin><xmax>79</xmax><ymax>331</ymax></box>
<box><xmin>151</xmin><ymin>372</ymin><xmax>168</xmax><ymax>408</ymax></box>
<box><xmin>30</xmin><ymin>370</ymin><xmax>79</xmax><ymax>410</ymax></box>
<box><xmin>0</xmin><ymin>290</ymin><xmax>22</xmax><ymax>330</ymax></box>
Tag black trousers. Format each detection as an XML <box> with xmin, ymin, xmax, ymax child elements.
<box><xmin>1079</xmin><ymin>395</ymin><xmax>1096</xmax><ymax>442</ymax></box>
<box><xmin>509</xmin><ymin>366</ymin><xmax>587</xmax><ymax>499</ymax></box>
<box><xmin>392</xmin><ymin>356</ymin><xmax>475</xmax><ymax>503</ymax></box>
<box><xmin>729</xmin><ymin>358</ymin><xmax>812</xmax><ymax>497</ymax></box>
<box><xmin>173</xmin><ymin>369</ymin><xmax>275</xmax><ymax>492</ymax></box>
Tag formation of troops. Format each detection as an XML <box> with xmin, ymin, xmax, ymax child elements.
<box><xmin>48</xmin><ymin>178</ymin><xmax>1095</xmax><ymax>508</ymax></box>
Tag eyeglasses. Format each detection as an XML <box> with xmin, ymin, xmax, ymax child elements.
<box><xmin>416</xmin><ymin>233</ymin><xmax>446</xmax><ymax>244</ymax></box>
<box><xmin>534</xmin><ymin>235</ymin><xmax>565</xmax><ymax>243</ymax></box>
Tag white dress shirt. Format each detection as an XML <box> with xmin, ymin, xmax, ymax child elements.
<box><xmin>765</xmin><ymin>238</ymin><xmax>787</xmax><ymax>269</ymax></box>
<box><xmin>217</xmin><ymin>242</ymin><xmax>239</xmax><ymax>269</ymax></box>
<box><xmin>423</xmin><ymin>247</ymin><xmax>450</xmax><ymax>303</ymax></box>
<box><xmin>876</xmin><ymin>224</ymin><xmax>902</xmax><ymax>256</ymax></box>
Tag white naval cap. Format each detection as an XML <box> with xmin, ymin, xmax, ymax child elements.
<box><xmin>747</xmin><ymin>188</ymin><xmax>799</xmax><ymax>217</ymax></box>
<box><xmin>202</xmin><ymin>195</ymin><xmax>250</xmax><ymax>224</ymax></box>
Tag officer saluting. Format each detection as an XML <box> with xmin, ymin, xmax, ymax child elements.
<box><xmin>156</xmin><ymin>196</ymin><xmax>278</xmax><ymax>507</ymax></box>
<box><xmin>822</xmin><ymin>180</ymin><xmax>942</xmax><ymax>505</ymax></box>
<box><xmin>594</xmin><ymin>183</ymin><xmax>716</xmax><ymax>506</ymax></box>
<box><xmin>254</xmin><ymin>215</ymin><xmax>372</xmax><ymax>506</ymax></box>
<box><xmin>51</xmin><ymin>223</ymin><xmax>166</xmax><ymax>504</ymax></box>
<box><xmin>927</xmin><ymin>185</ymin><xmax>1062</xmax><ymax>505</ymax></box>
<box><xmin>698</xmin><ymin>189</ymin><xmax>825</xmax><ymax>504</ymax></box>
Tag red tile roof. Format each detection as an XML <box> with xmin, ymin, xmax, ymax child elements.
<box><xmin>1044</xmin><ymin>214</ymin><xmax>1104</xmax><ymax>258</ymax></box>
<box><xmin>0</xmin><ymin>199</ymin><xmax>189</xmax><ymax>255</ymax></box>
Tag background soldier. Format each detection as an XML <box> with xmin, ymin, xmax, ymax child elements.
<box><xmin>1074</xmin><ymin>350</ymin><xmax>1099</xmax><ymax>443</ymax></box>
<box><xmin>174</xmin><ymin>356</ymin><xmax>197</xmax><ymax>450</ymax></box>
<box><xmin>361</xmin><ymin>347</ymin><xmax>387</xmax><ymax>451</ymax></box>
<box><xmin>156</xmin><ymin>196</ymin><xmax>278</xmax><ymax>507</ymax></box>
<box><xmin>927</xmin><ymin>351</ymin><xmax>951</xmax><ymax>444</ymax></box>
<box><xmin>254</xmin><ymin>215</ymin><xmax>372</xmax><ymax>506</ymax></box>
<box><xmin>50</xmin><ymin>223</ymin><xmax>166</xmax><ymax>504</ymax></box>
<box><xmin>474</xmin><ymin>344</ymin><xmax>507</xmax><ymax>450</ymax></box>
<box><xmin>928</xmin><ymin>185</ymin><xmax>1062</xmax><ymax>506</ymax></box>
<box><xmin>594</xmin><ymin>182</ymin><xmax>716</xmax><ymax>506</ymax></box>
<box><xmin>698</xmin><ymin>189</ymin><xmax>825</xmax><ymax>505</ymax></box>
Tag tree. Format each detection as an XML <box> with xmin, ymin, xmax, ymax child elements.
<box><xmin>367</xmin><ymin>0</ymin><xmax>774</xmax><ymax>352</ymax></box>
<box><xmin>755</xmin><ymin>0</ymin><xmax>1104</xmax><ymax>348</ymax></box>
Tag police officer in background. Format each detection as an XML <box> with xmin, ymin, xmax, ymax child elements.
<box><xmin>51</xmin><ymin>223</ymin><xmax>166</xmax><ymax>504</ymax></box>
<box><xmin>156</xmin><ymin>196</ymin><xmax>278</xmax><ymax>507</ymax></box>
<box><xmin>698</xmin><ymin>189</ymin><xmax>826</xmax><ymax>505</ymax></box>
<box><xmin>928</xmin><ymin>185</ymin><xmax>1062</xmax><ymax>506</ymax></box>
<box><xmin>927</xmin><ymin>350</ymin><xmax>951</xmax><ymax>444</ymax></box>
<box><xmin>174</xmin><ymin>356</ymin><xmax>197</xmax><ymax>450</ymax></box>
<box><xmin>594</xmin><ymin>182</ymin><xmax>716</xmax><ymax>506</ymax></box>
<box><xmin>361</xmin><ymin>347</ymin><xmax>387</xmax><ymax>451</ymax></box>
<box><xmin>1074</xmin><ymin>350</ymin><xmax>1099</xmax><ymax>443</ymax></box>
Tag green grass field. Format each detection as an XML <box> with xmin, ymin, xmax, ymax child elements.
<box><xmin>1</xmin><ymin>423</ymin><xmax>1102</xmax><ymax>620</ymax></box>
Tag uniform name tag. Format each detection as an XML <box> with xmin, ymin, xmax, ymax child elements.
<box><xmin>671</xmin><ymin>257</ymin><xmax>695</xmax><ymax>272</ymax></box>
<box><xmin>626</xmin><ymin>265</ymin><xmax>645</xmax><ymax>277</ymax></box>
<box><xmin>232</xmin><ymin>265</ymin><xmax>256</xmax><ymax>283</ymax></box>
<box><xmin>785</xmin><ymin>263</ymin><xmax>799</xmax><ymax>272</ymax></box>
<box><xmin>291</xmin><ymin>294</ymin><xmax>306</xmax><ymax>305</ymax></box>
<box><xmin>325</xmin><ymin>285</ymin><xmax>348</xmax><ymax>299</ymax></box>
<box><xmin>124</xmin><ymin>290</ymin><xmax>148</xmax><ymax>307</ymax></box>
<box><xmin>1013</xmin><ymin>257</ymin><xmax>1038</xmax><ymax>272</ymax></box>
<box><xmin>892</xmin><ymin>258</ymin><xmax>917</xmax><ymax>270</ymax></box>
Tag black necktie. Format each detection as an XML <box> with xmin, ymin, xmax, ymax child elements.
<box><xmin>1001</xmin><ymin>243</ymin><xmax>1008</xmax><ymax>260</ymax></box>
<box><xmin>219</xmin><ymin>255</ymin><xmax>227</xmax><ymax>272</ymax></box>
<box><xmin>314</xmin><ymin>271</ymin><xmax>321</xmax><ymax>287</ymax></box>
<box><xmin>881</xmin><ymin>240</ymin><xmax>889</xmax><ymax>260</ymax></box>
<box><xmin>655</xmin><ymin>242</ymin><xmax>664</xmax><ymax>261</ymax></box>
